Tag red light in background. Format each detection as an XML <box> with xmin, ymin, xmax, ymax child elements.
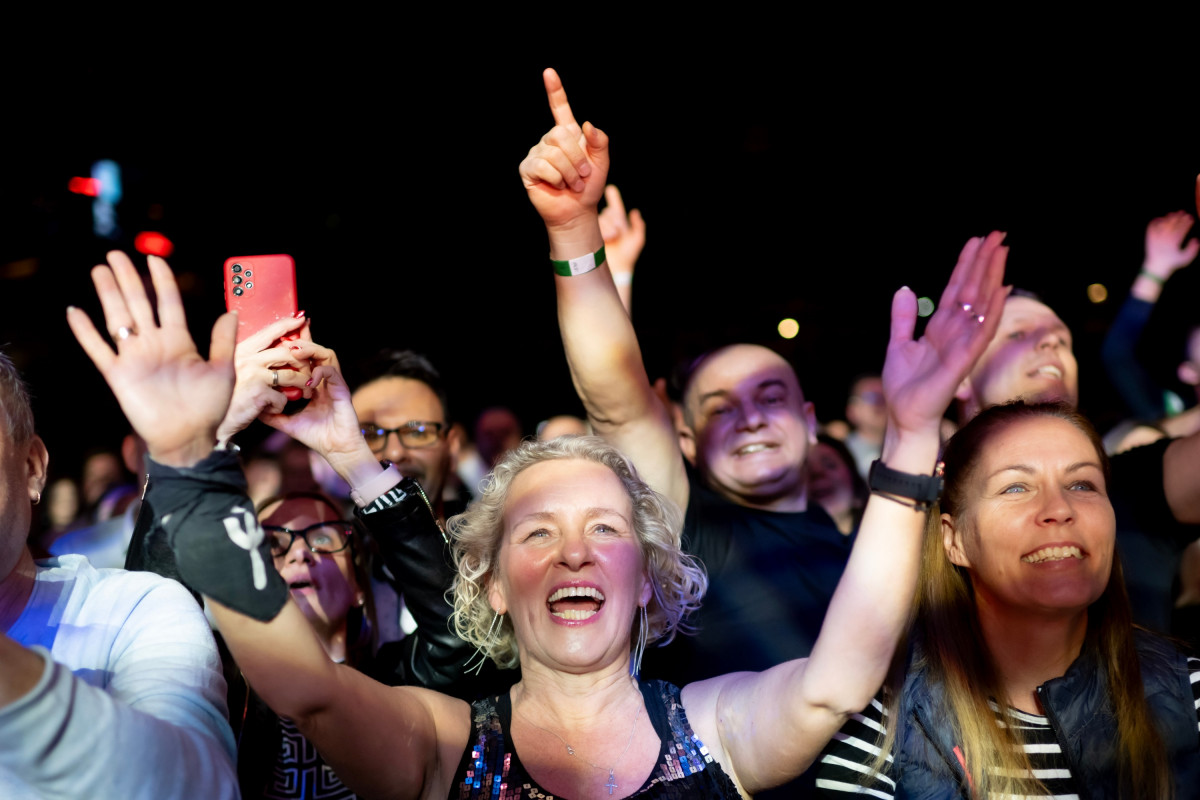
<box><xmin>134</xmin><ymin>231</ymin><xmax>174</xmax><ymax>257</ymax></box>
<box><xmin>68</xmin><ymin>177</ymin><xmax>100</xmax><ymax>196</ymax></box>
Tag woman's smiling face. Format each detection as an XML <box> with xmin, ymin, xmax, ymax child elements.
<box><xmin>943</xmin><ymin>415</ymin><xmax>1115</xmax><ymax>618</ymax></box>
<box><xmin>489</xmin><ymin>458</ymin><xmax>651</xmax><ymax>674</ymax></box>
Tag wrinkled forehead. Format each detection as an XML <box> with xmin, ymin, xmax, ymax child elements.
<box><xmin>999</xmin><ymin>296</ymin><xmax>1070</xmax><ymax>335</ymax></box>
<box><xmin>684</xmin><ymin>345</ymin><xmax>805</xmax><ymax>408</ymax></box>
<box><xmin>260</xmin><ymin>496</ymin><xmax>342</xmax><ymax>527</ymax></box>
<box><xmin>351</xmin><ymin>376</ymin><xmax>447</xmax><ymax>424</ymax></box>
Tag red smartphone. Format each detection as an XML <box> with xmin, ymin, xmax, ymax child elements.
<box><xmin>224</xmin><ymin>254</ymin><xmax>303</xmax><ymax>400</ymax></box>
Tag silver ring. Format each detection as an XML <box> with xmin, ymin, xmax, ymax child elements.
<box><xmin>116</xmin><ymin>326</ymin><xmax>136</xmax><ymax>341</ymax></box>
<box><xmin>271</xmin><ymin>370</ymin><xmax>280</xmax><ymax>388</ymax></box>
<box><xmin>961</xmin><ymin>303</ymin><xmax>974</xmax><ymax>314</ymax></box>
<box><xmin>976</xmin><ymin>314</ymin><xmax>986</xmax><ymax>324</ymax></box>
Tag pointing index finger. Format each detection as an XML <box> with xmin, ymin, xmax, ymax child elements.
<box><xmin>543</xmin><ymin>68</ymin><xmax>579</xmax><ymax>128</ymax></box>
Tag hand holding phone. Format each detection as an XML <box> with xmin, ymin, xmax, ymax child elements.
<box><xmin>224</xmin><ymin>255</ymin><xmax>304</xmax><ymax>400</ymax></box>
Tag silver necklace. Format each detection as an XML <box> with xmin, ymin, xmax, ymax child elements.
<box><xmin>514</xmin><ymin>686</ymin><xmax>645</xmax><ymax>796</ymax></box>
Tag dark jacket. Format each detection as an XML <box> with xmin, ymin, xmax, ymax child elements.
<box><xmin>893</xmin><ymin>632</ymin><xmax>1200</xmax><ymax>799</ymax></box>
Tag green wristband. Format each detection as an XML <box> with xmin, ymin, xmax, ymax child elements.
<box><xmin>1139</xmin><ymin>270</ymin><xmax>1165</xmax><ymax>286</ymax></box>
<box><xmin>552</xmin><ymin>245</ymin><xmax>607</xmax><ymax>277</ymax></box>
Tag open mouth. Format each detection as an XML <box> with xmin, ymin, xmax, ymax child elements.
<box><xmin>547</xmin><ymin>586</ymin><xmax>605</xmax><ymax>621</ymax></box>
<box><xmin>289</xmin><ymin>580</ymin><xmax>314</xmax><ymax>591</ymax></box>
<box><xmin>1021</xmin><ymin>545</ymin><xmax>1083</xmax><ymax>564</ymax></box>
<box><xmin>1029</xmin><ymin>364</ymin><xmax>1063</xmax><ymax>380</ymax></box>
<box><xmin>735</xmin><ymin>442</ymin><xmax>775</xmax><ymax>456</ymax></box>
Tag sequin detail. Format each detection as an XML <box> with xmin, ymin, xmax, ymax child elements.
<box><xmin>450</xmin><ymin>680</ymin><xmax>739</xmax><ymax>799</ymax></box>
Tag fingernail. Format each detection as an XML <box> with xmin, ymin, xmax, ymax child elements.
<box><xmin>572</xmin><ymin>180</ymin><xmax>585</xmax><ymax>193</ymax></box>
<box><xmin>295</xmin><ymin>310</ymin><xmax>306</xmax><ymax>319</ymax></box>
<box><xmin>66</xmin><ymin>305</ymin><xmax>77</xmax><ymax>312</ymax></box>
<box><xmin>578</xmin><ymin>162</ymin><xmax>591</xmax><ymax>177</ymax></box>
<box><xmin>305</xmin><ymin>378</ymin><xmax>314</xmax><ymax>387</ymax></box>
<box><xmin>290</xmin><ymin>345</ymin><xmax>301</xmax><ymax>351</ymax></box>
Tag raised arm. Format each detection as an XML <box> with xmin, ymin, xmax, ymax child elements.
<box><xmin>1100</xmin><ymin>211</ymin><xmax>1197</xmax><ymax>419</ymax></box>
<box><xmin>682</xmin><ymin>234</ymin><xmax>1010</xmax><ymax>794</ymax></box>
<box><xmin>598</xmin><ymin>184</ymin><xmax>647</xmax><ymax>313</ymax></box>
<box><xmin>68</xmin><ymin>251</ymin><xmax>468</xmax><ymax>800</ymax></box>
<box><xmin>520</xmin><ymin>69</ymin><xmax>688</xmax><ymax>509</ymax></box>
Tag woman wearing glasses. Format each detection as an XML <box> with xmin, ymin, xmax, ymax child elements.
<box><xmin>122</xmin><ymin>311</ymin><xmax>481</xmax><ymax>799</ymax></box>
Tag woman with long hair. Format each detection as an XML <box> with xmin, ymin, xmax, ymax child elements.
<box><xmin>818</xmin><ymin>401</ymin><xmax>1200</xmax><ymax>798</ymax></box>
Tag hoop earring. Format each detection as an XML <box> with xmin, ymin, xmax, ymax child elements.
<box><xmin>465</xmin><ymin>611</ymin><xmax>503</xmax><ymax>675</ymax></box>
<box><xmin>31</xmin><ymin>490</ymin><xmax>41</xmax><ymax>506</ymax></box>
<box><xmin>630</xmin><ymin>604</ymin><xmax>648</xmax><ymax>679</ymax></box>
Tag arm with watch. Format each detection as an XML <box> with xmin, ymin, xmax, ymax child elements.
<box><xmin>674</xmin><ymin>234</ymin><xmax>1013</xmax><ymax>787</ymax></box>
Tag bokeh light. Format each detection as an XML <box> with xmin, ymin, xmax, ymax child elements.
<box><xmin>1087</xmin><ymin>283</ymin><xmax>1108</xmax><ymax>303</ymax></box>
<box><xmin>917</xmin><ymin>297</ymin><xmax>935</xmax><ymax>317</ymax></box>
<box><xmin>778</xmin><ymin>318</ymin><xmax>799</xmax><ymax>339</ymax></box>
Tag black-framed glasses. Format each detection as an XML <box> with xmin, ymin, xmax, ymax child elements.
<box><xmin>264</xmin><ymin>521</ymin><xmax>353</xmax><ymax>557</ymax></box>
<box><xmin>360</xmin><ymin>421</ymin><xmax>445</xmax><ymax>452</ymax></box>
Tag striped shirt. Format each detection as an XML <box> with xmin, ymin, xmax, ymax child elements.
<box><xmin>816</xmin><ymin>657</ymin><xmax>1200</xmax><ymax>798</ymax></box>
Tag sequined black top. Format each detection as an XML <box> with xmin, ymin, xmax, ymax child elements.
<box><xmin>452</xmin><ymin>680</ymin><xmax>741</xmax><ymax>799</ymax></box>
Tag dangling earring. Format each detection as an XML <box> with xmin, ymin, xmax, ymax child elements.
<box><xmin>31</xmin><ymin>490</ymin><xmax>41</xmax><ymax>506</ymax></box>
<box><xmin>465</xmin><ymin>611</ymin><xmax>503</xmax><ymax>675</ymax></box>
<box><xmin>630</xmin><ymin>604</ymin><xmax>648</xmax><ymax>679</ymax></box>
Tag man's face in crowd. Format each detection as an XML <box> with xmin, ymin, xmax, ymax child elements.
<box><xmin>680</xmin><ymin>345</ymin><xmax>817</xmax><ymax>510</ymax></box>
<box><xmin>958</xmin><ymin>296</ymin><xmax>1079</xmax><ymax>421</ymax></box>
<box><xmin>351</xmin><ymin>377</ymin><xmax>456</xmax><ymax>510</ymax></box>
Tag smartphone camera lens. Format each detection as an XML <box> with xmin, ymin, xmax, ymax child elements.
<box><xmin>233</xmin><ymin>287</ymin><xmax>244</xmax><ymax>297</ymax></box>
<box><xmin>231</xmin><ymin>264</ymin><xmax>243</xmax><ymax>273</ymax></box>
<box><xmin>232</xmin><ymin>275</ymin><xmax>243</xmax><ymax>285</ymax></box>
<box><xmin>244</xmin><ymin>282</ymin><xmax>254</xmax><ymax>289</ymax></box>
<box><xmin>243</xmin><ymin>270</ymin><xmax>253</xmax><ymax>278</ymax></box>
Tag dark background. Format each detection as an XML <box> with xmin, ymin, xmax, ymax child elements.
<box><xmin>4</xmin><ymin>41</ymin><xmax>1198</xmax><ymax>483</ymax></box>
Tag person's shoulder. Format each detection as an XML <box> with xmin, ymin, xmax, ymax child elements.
<box><xmin>36</xmin><ymin>554</ymin><xmax>198</xmax><ymax>608</ymax></box>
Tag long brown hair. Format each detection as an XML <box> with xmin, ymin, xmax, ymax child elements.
<box><xmin>873</xmin><ymin>401</ymin><xmax>1170</xmax><ymax>798</ymax></box>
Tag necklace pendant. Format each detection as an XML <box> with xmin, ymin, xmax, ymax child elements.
<box><xmin>605</xmin><ymin>768</ymin><xmax>617</xmax><ymax>795</ymax></box>
<box><xmin>565</xmin><ymin>745</ymin><xmax>574</xmax><ymax>755</ymax></box>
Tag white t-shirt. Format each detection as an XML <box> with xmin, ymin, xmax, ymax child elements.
<box><xmin>0</xmin><ymin>555</ymin><xmax>237</xmax><ymax>799</ymax></box>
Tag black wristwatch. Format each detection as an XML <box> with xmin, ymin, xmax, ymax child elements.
<box><xmin>867</xmin><ymin>459</ymin><xmax>943</xmax><ymax>511</ymax></box>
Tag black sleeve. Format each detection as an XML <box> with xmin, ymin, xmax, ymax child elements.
<box><xmin>141</xmin><ymin>450</ymin><xmax>289</xmax><ymax>621</ymax></box>
<box><xmin>125</xmin><ymin>483</ymin><xmax>204</xmax><ymax>608</ymax></box>
<box><xmin>1111</xmin><ymin>440</ymin><xmax>1200</xmax><ymax>551</ymax></box>
<box><xmin>356</xmin><ymin>479</ymin><xmax>483</xmax><ymax>696</ymax></box>
<box><xmin>1100</xmin><ymin>296</ymin><xmax>1165</xmax><ymax>421</ymax></box>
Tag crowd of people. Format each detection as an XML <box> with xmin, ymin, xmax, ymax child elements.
<box><xmin>2</xmin><ymin>67</ymin><xmax>1199</xmax><ymax>799</ymax></box>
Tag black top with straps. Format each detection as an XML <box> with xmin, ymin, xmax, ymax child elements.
<box><xmin>451</xmin><ymin>680</ymin><xmax>740</xmax><ymax>799</ymax></box>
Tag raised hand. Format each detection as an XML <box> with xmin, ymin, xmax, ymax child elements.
<box><xmin>1142</xmin><ymin>210</ymin><xmax>1198</xmax><ymax>280</ymax></box>
<box><xmin>519</xmin><ymin>68</ymin><xmax>610</xmax><ymax>231</ymax></box>
<box><xmin>67</xmin><ymin>252</ymin><xmax>236</xmax><ymax>467</ymax></box>
<box><xmin>883</xmin><ymin>232</ymin><xmax>1010</xmax><ymax>438</ymax></box>
<box><xmin>598</xmin><ymin>184</ymin><xmax>646</xmax><ymax>284</ymax></box>
<box><xmin>258</xmin><ymin>348</ymin><xmax>379</xmax><ymax>488</ymax></box>
<box><xmin>215</xmin><ymin>314</ymin><xmax>316</xmax><ymax>444</ymax></box>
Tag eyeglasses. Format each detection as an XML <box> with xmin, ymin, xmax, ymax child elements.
<box><xmin>360</xmin><ymin>421</ymin><xmax>445</xmax><ymax>452</ymax></box>
<box><xmin>263</xmin><ymin>521</ymin><xmax>353</xmax><ymax>557</ymax></box>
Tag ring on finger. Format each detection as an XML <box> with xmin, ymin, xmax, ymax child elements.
<box><xmin>116</xmin><ymin>325</ymin><xmax>137</xmax><ymax>341</ymax></box>
<box><xmin>271</xmin><ymin>370</ymin><xmax>280</xmax><ymax>388</ymax></box>
<box><xmin>961</xmin><ymin>303</ymin><xmax>974</xmax><ymax>314</ymax></box>
<box><xmin>976</xmin><ymin>314</ymin><xmax>986</xmax><ymax>324</ymax></box>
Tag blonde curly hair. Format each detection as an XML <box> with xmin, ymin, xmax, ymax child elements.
<box><xmin>449</xmin><ymin>436</ymin><xmax>707</xmax><ymax>670</ymax></box>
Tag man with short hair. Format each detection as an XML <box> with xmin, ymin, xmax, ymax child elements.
<box><xmin>0</xmin><ymin>352</ymin><xmax>237</xmax><ymax>798</ymax></box>
<box><xmin>351</xmin><ymin>350</ymin><xmax>461</xmax><ymax>523</ymax></box>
